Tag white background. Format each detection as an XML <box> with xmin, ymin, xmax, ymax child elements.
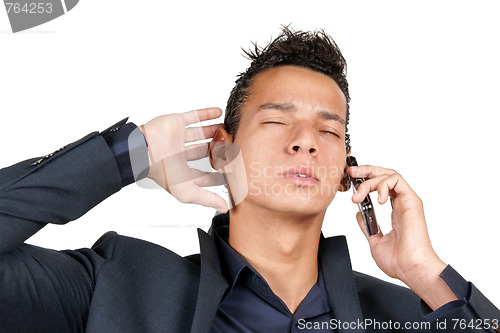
<box><xmin>1</xmin><ymin>1</ymin><xmax>499</xmax><ymax>308</ymax></box>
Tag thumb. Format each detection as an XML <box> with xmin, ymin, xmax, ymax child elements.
<box><xmin>356</xmin><ymin>212</ymin><xmax>369</xmax><ymax>239</ymax></box>
<box><xmin>189</xmin><ymin>186</ymin><xmax>229</xmax><ymax>214</ymax></box>
<box><xmin>356</xmin><ymin>212</ymin><xmax>383</xmax><ymax>245</ymax></box>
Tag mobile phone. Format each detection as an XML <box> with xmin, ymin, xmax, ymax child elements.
<box><xmin>346</xmin><ymin>156</ymin><xmax>379</xmax><ymax>236</ymax></box>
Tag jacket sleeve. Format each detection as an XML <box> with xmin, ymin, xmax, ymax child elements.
<box><xmin>0</xmin><ymin>132</ymin><xmax>124</xmax><ymax>332</ymax></box>
<box><xmin>0</xmin><ymin>132</ymin><xmax>123</xmax><ymax>256</ymax></box>
<box><xmin>426</xmin><ymin>283</ymin><xmax>500</xmax><ymax>333</ymax></box>
<box><xmin>355</xmin><ymin>271</ymin><xmax>500</xmax><ymax>333</ymax></box>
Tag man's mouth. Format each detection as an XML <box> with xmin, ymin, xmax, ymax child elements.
<box><xmin>282</xmin><ymin>166</ymin><xmax>319</xmax><ymax>186</ymax></box>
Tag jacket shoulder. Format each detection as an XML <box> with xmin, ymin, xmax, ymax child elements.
<box><xmin>93</xmin><ymin>231</ymin><xmax>200</xmax><ymax>271</ymax></box>
<box><xmin>83</xmin><ymin>232</ymin><xmax>202</xmax><ymax>332</ymax></box>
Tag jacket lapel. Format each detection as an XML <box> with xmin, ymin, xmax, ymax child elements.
<box><xmin>189</xmin><ymin>228</ymin><xmax>228</xmax><ymax>333</ymax></box>
<box><xmin>190</xmin><ymin>214</ymin><xmax>365</xmax><ymax>333</ymax></box>
<box><xmin>319</xmin><ymin>235</ymin><xmax>365</xmax><ymax>333</ymax></box>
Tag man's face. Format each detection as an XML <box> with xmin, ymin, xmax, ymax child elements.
<box><xmin>231</xmin><ymin>65</ymin><xmax>348</xmax><ymax>216</ymax></box>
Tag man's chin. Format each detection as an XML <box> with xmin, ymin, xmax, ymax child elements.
<box><xmin>259</xmin><ymin>195</ymin><xmax>330</xmax><ymax>217</ymax></box>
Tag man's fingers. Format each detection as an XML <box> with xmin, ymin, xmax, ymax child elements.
<box><xmin>185</xmin><ymin>186</ymin><xmax>229</xmax><ymax>213</ymax></box>
<box><xmin>352</xmin><ymin>173</ymin><xmax>411</xmax><ymax>204</ymax></box>
<box><xmin>194</xmin><ymin>172</ymin><xmax>226</xmax><ymax>187</ymax></box>
<box><xmin>348</xmin><ymin>165</ymin><xmax>396</xmax><ymax>179</ymax></box>
<box><xmin>188</xmin><ymin>168</ymin><xmax>226</xmax><ymax>187</ymax></box>
<box><xmin>351</xmin><ymin>175</ymin><xmax>387</xmax><ymax>203</ymax></box>
<box><xmin>181</xmin><ymin>107</ymin><xmax>223</xmax><ymax>126</ymax></box>
<box><xmin>150</xmin><ymin>142</ymin><xmax>211</xmax><ymax>167</ymax></box>
<box><xmin>184</xmin><ymin>143</ymin><xmax>209</xmax><ymax>161</ymax></box>
<box><xmin>185</xmin><ymin>124</ymin><xmax>224</xmax><ymax>143</ymax></box>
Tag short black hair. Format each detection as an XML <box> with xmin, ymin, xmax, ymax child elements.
<box><xmin>224</xmin><ymin>26</ymin><xmax>351</xmax><ymax>152</ymax></box>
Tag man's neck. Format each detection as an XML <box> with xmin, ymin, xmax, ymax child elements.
<box><xmin>228</xmin><ymin>204</ymin><xmax>325</xmax><ymax>314</ymax></box>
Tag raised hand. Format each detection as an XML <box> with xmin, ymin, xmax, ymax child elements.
<box><xmin>349</xmin><ymin>165</ymin><xmax>457</xmax><ymax>310</ymax></box>
<box><xmin>140</xmin><ymin>107</ymin><xmax>228</xmax><ymax>213</ymax></box>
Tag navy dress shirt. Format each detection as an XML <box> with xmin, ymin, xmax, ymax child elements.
<box><xmin>211</xmin><ymin>225</ymin><xmax>336</xmax><ymax>332</ymax></box>
<box><xmin>102</xmin><ymin>119</ymin><xmax>473</xmax><ymax>331</ymax></box>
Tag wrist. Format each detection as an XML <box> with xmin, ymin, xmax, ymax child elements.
<box><xmin>401</xmin><ymin>257</ymin><xmax>457</xmax><ymax>311</ymax></box>
<box><xmin>139</xmin><ymin>124</ymin><xmax>153</xmax><ymax>175</ymax></box>
<box><xmin>139</xmin><ymin>123</ymin><xmax>169</xmax><ymax>190</ymax></box>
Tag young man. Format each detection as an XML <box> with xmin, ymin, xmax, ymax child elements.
<box><xmin>0</xmin><ymin>28</ymin><xmax>498</xmax><ymax>332</ymax></box>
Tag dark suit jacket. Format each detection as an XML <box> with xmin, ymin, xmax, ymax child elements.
<box><xmin>0</xmin><ymin>132</ymin><xmax>499</xmax><ymax>333</ymax></box>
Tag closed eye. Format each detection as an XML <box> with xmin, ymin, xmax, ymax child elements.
<box><xmin>321</xmin><ymin>130</ymin><xmax>340</xmax><ymax>138</ymax></box>
<box><xmin>262</xmin><ymin>121</ymin><xmax>286</xmax><ymax>125</ymax></box>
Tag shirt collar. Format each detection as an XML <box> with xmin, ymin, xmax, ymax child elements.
<box><xmin>214</xmin><ymin>225</ymin><xmax>257</xmax><ymax>288</ymax></box>
<box><xmin>214</xmin><ymin>224</ymin><xmax>331</xmax><ymax>317</ymax></box>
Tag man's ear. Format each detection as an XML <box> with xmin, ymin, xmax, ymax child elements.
<box><xmin>209</xmin><ymin>128</ymin><xmax>233</xmax><ymax>170</ymax></box>
<box><xmin>338</xmin><ymin>150</ymin><xmax>351</xmax><ymax>192</ymax></box>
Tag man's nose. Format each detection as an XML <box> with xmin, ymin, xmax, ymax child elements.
<box><xmin>287</xmin><ymin>124</ymin><xmax>319</xmax><ymax>157</ymax></box>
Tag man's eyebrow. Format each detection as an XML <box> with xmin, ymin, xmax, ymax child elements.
<box><xmin>258</xmin><ymin>103</ymin><xmax>296</xmax><ymax>111</ymax></box>
<box><xmin>258</xmin><ymin>103</ymin><xmax>346</xmax><ymax>125</ymax></box>
<box><xmin>317</xmin><ymin>110</ymin><xmax>346</xmax><ymax>125</ymax></box>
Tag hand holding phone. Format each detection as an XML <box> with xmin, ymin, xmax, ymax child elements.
<box><xmin>346</xmin><ymin>156</ymin><xmax>379</xmax><ymax>236</ymax></box>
